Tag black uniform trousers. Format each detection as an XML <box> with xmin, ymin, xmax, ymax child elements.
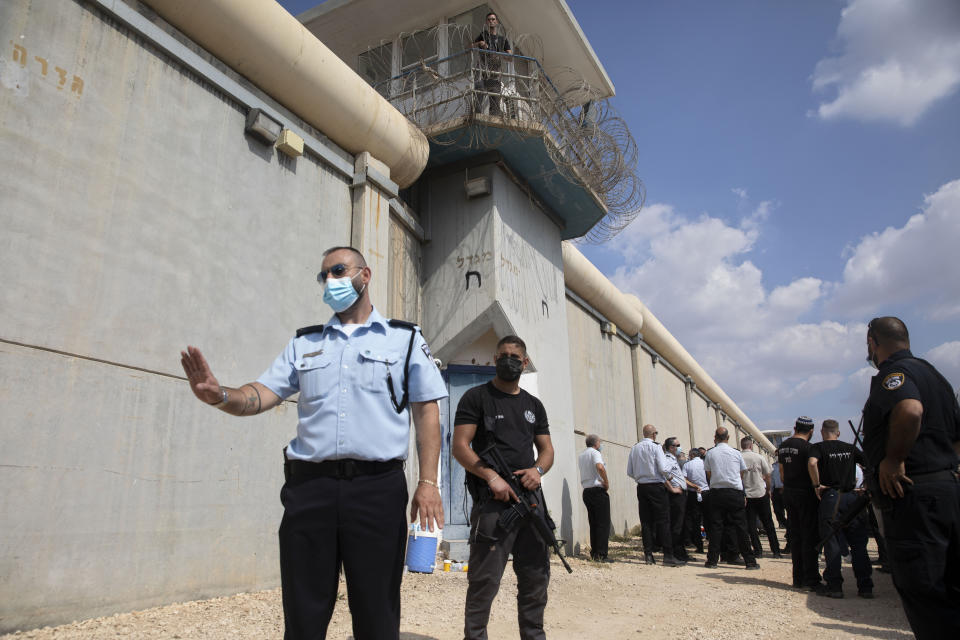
<box><xmin>783</xmin><ymin>486</ymin><xmax>821</xmax><ymax>587</ymax></box>
<box><xmin>818</xmin><ymin>489</ymin><xmax>872</xmax><ymax>592</ymax></box>
<box><xmin>745</xmin><ymin>493</ymin><xmax>781</xmax><ymax>556</ymax></box>
<box><xmin>582</xmin><ymin>486</ymin><xmax>610</xmax><ymax>560</ymax></box>
<box><xmin>465</xmin><ymin>500</ymin><xmax>550</xmax><ymax>640</ymax></box>
<box><xmin>278</xmin><ymin>466</ymin><xmax>408</xmax><ymax>640</ymax></box>
<box><xmin>636</xmin><ymin>482</ymin><xmax>673</xmax><ymax>559</ymax></box>
<box><xmin>771</xmin><ymin>487</ymin><xmax>788</xmax><ymax>528</ymax></box>
<box><xmin>684</xmin><ymin>491</ymin><xmax>704</xmax><ymax>551</ymax></box>
<box><xmin>704</xmin><ymin>488</ymin><xmax>756</xmax><ymax>565</ymax></box>
<box><xmin>881</xmin><ymin>474</ymin><xmax>960</xmax><ymax>640</ymax></box>
<box><xmin>667</xmin><ymin>489</ymin><xmax>688</xmax><ymax>560</ymax></box>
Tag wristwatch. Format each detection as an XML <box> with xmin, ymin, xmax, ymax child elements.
<box><xmin>535</xmin><ymin>465</ymin><xmax>544</xmax><ymax>476</ymax></box>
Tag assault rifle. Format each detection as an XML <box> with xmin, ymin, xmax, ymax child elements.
<box><xmin>476</xmin><ymin>442</ymin><xmax>573</xmax><ymax>573</ymax></box>
<box><xmin>814</xmin><ymin>489</ymin><xmax>872</xmax><ymax>553</ymax></box>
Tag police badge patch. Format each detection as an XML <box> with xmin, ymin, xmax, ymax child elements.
<box><xmin>421</xmin><ymin>343</ymin><xmax>432</xmax><ymax>359</ymax></box>
<box><xmin>882</xmin><ymin>372</ymin><xmax>904</xmax><ymax>390</ymax></box>
<box><xmin>524</xmin><ymin>410</ymin><xmax>536</xmax><ymax>423</ymax></box>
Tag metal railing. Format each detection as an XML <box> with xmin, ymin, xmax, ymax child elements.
<box><xmin>371</xmin><ymin>48</ymin><xmax>645</xmax><ymax>242</ymax></box>
<box><xmin>375</xmin><ymin>49</ymin><xmax>611</xmax><ymax>194</ymax></box>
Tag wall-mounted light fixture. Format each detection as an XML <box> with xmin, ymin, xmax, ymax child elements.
<box><xmin>245</xmin><ymin>108</ymin><xmax>282</xmax><ymax>144</ymax></box>
<box><xmin>276</xmin><ymin>129</ymin><xmax>304</xmax><ymax>158</ymax></box>
<box><xmin>465</xmin><ymin>176</ymin><xmax>491</xmax><ymax>198</ymax></box>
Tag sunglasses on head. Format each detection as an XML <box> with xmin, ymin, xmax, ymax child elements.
<box><xmin>317</xmin><ymin>263</ymin><xmax>359</xmax><ymax>283</ymax></box>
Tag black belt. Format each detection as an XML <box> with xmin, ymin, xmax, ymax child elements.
<box><xmin>287</xmin><ymin>458</ymin><xmax>403</xmax><ymax>479</ymax></box>
<box><xmin>909</xmin><ymin>469</ymin><xmax>958</xmax><ymax>484</ymax></box>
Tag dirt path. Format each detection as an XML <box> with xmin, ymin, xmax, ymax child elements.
<box><xmin>2</xmin><ymin>537</ymin><xmax>912</xmax><ymax>639</ymax></box>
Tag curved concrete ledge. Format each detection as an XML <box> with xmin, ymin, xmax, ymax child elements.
<box><xmin>562</xmin><ymin>242</ymin><xmax>773</xmax><ymax>452</ymax></box>
<box><xmin>143</xmin><ymin>0</ymin><xmax>428</xmax><ymax>187</ymax></box>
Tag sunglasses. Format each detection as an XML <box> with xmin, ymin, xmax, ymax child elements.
<box><xmin>317</xmin><ymin>263</ymin><xmax>360</xmax><ymax>283</ymax></box>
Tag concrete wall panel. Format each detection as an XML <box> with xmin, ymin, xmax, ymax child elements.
<box><xmin>564</xmin><ymin>298</ymin><xmax>639</xmax><ymax>542</ymax></box>
<box><xmin>1</xmin><ymin>1</ymin><xmax>354</xmax><ymax>631</ymax></box>
<box><xmin>0</xmin><ymin>343</ymin><xmax>293</xmax><ymax>631</ymax></box>
<box><xmin>0</xmin><ymin>0</ymin><xmax>352</xmax><ymax>379</ymax></box>
<box><xmin>688</xmin><ymin>392</ymin><xmax>716</xmax><ymax>451</ymax></box>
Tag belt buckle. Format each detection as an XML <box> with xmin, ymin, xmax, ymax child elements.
<box><xmin>337</xmin><ymin>459</ymin><xmax>357</xmax><ymax>480</ymax></box>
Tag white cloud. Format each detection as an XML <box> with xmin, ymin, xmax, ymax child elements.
<box><xmin>811</xmin><ymin>0</ymin><xmax>960</xmax><ymax>126</ymax></box>
<box><xmin>925</xmin><ymin>341</ymin><xmax>960</xmax><ymax>392</ymax></box>
<box><xmin>828</xmin><ymin>178</ymin><xmax>960</xmax><ymax>320</ymax></box>
<box><xmin>606</xmin><ymin>178</ymin><xmax>959</xmax><ymax>426</ymax></box>
<box><xmin>607</xmin><ymin>202</ymin><xmax>862</xmax><ymax>415</ymax></box>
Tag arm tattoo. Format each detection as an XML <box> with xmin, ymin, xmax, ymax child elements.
<box><xmin>240</xmin><ymin>384</ymin><xmax>262</xmax><ymax>415</ymax></box>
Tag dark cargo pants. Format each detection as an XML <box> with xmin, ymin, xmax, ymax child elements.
<box><xmin>464</xmin><ymin>500</ymin><xmax>550</xmax><ymax>640</ymax></box>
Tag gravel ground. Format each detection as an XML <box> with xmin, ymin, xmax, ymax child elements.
<box><xmin>2</xmin><ymin>534</ymin><xmax>913</xmax><ymax>640</ymax></box>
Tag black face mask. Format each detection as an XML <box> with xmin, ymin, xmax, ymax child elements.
<box><xmin>495</xmin><ymin>355</ymin><xmax>524</xmax><ymax>382</ymax></box>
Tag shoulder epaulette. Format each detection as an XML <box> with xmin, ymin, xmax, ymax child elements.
<box><xmin>387</xmin><ymin>318</ymin><xmax>419</xmax><ymax>331</ymax></box>
<box><xmin>296</xmin><ymin>324</ymin><xmax>325</xmax><ymax>338</ymax></box>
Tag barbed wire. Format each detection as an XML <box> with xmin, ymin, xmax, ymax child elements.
<box><xmin>363</xmin><ymin>24</ymin><xmax>644</xmax><ymax>243</ymax></box>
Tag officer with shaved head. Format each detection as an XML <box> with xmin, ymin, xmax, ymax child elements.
<box><xmin>862</xmin><ymin>316</ymin><xmax>960</xmax><ymax>638</ymax></box>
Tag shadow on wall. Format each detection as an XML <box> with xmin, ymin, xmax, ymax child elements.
<box><xmin>560</xmin><ymin>478</ymin><xmax>573</xmax><ymax>554</ymax></box>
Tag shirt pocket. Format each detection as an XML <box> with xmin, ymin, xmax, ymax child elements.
<box><xmin>358</xmin><ymin>350</ymin><xmax>402</xmax><ymax>395</ymax></box>
<box><xmin>296</xmin><ymin>354</ymin><xmax>334</xmax><ymax>401</ymax></box>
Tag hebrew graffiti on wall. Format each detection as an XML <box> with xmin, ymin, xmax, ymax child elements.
<box><xmin>498</xmin><ymin>223</ymin><xmax>561</xmax><ymax>324</ymax></box>
<box><xmin>3</xmin><ymin>42</ymin><xmax>84</xmax><ymax>96</ymax></box>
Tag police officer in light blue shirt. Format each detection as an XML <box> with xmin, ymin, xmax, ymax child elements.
<box><xmin>180</xmin><ymin>246</ymin><xmax>448</xmax><ymax>640</ymax></box>
<box><xmin>702</xmin><ymin>427</ymin><xmax>759</xmax><ymax>569</ymax></box>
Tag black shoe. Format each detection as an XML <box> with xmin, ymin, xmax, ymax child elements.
<box><xmin>644</xmin><ymin>553</ymin><xmax>656</xmax><ymax>565</ymax></box>
<box><xmin>806</xmin><ymin>582</ymin><xmax>824</xmax><ymax>592</ymax></box>
<box><xmin>600</xmin><ymin>557</ymin><xmax>614</xmax><ymax>564</ymax></box>
<box><xmin>723</xmin><ymin>556</ymin><xmax>745</xmax><ymax>566</ymax></box>
<box><xmin>704</xmin><ymin>561</ymin><xmax>718</xmax><ymax>568</ymax></box>
<box><xmin>816</xmin><ymin>585</ymin><xmax>844</xmax><ymax>599</ymax></box>
<box><xmin>745</xmin><ymin>563</ymin><xmax>760</xmax><ymax>570</ymax></box>
<box><xmin>857</xmin><ymin>590</ymin><xmax>875</xmax><ymax>599</ymax></box>
<box><xmin>772</xmin><ymin>552</ymin><xmax>783</xmax><ymax>559</ymax></box>
<box><xmin>663</xmin><ymin>557</ymin><xmax>686</xmax><ymax>567</ymax></box>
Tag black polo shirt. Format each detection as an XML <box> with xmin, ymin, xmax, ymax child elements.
<box><xmin>810</xmin><ymin>440</ymin><xmax>865</xmax><ymax>491</ymax></box>
<box><xmin>862</xmin><ymin>349</ymin><xmax>960</xmax><ymax>475</ymax></box>
<box><xmin>455</xmin><ymin>381</ymin><xmax>549</xmax><ymax>471</ymax></box>
<box><xmin>777</xmin><ymin>436</ymin><xmax>814</xmax><ymax>489</ymax></box>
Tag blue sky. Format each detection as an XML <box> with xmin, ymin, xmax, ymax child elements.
<box><xmin>280</xmin><ymin>1</ymin><xmax>960</xmax><ymax>440</ymax></box>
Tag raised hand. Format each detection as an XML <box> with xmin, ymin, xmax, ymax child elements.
<box><xmin>180</xmin><ymin>345</ymin><xmax>221</xmax><ymax>405</ymax></box>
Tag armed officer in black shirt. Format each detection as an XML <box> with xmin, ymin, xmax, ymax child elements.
<box><xmin>778</xmin><ymin>416</ymin><xmax>822</xmax><ymax>590</ymax></box>
<box><xmin>453</xmin><ymin>334</ymin><xmax>555</xmax><ymax>640</ymax></box>
<box><xmin>862</xmin><ymin>317</ymin><xmax>960</xmax><ymax>640</ymax></box>
<box><xmin>808</xmin><ymin>419</ymin><xmax>873</xmax><ymax>598</ymax></box>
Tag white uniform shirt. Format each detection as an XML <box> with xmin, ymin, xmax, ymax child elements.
<box><xmin>684</xmin><ymin>457</ymin><xmax>708</xmax><ymax>493</ymax></box>
<box><xmin>578</xmin><ymin>447</ymin><xmax>605</xmax><ymax>488</ymax></box>
<box><xmin>665</xmin><ymin>452</ymin><xmax>684</xmax><ymax>489</ymax></box>
<box><xmin>771</xmin><ymin>461</ymin><xmax>784</xmax><ymax>489</ymax></box>
<box><xmin>626</xmin><ymin>438</ymin><xmax>670</xmax><ymax>484</ymax></box>
<box><xmin>741</xmin><ymin>449</ymin><xmax>771</xmax><ymax>498</ymax></box>
<box><xmin>703</xmin><ymin>443</ymin><xmax>746</xmax><ymax>490</ymax></box>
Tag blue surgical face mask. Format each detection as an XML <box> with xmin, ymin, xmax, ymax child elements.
<box><xmin>322</xmin><ymin>272</ymin><xmax>363</xmax><ymax>312</ymax></box>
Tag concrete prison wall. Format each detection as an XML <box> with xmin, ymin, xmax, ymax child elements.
<box><xmin>0</xmin><ymin>0</ymin><xmax>372</xmax><ymax>631</ymax></box>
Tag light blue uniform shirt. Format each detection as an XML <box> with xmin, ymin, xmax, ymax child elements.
<box><xmin>257</xmin><ymin>307</ymin><xmax>448</xmax><ymax>462</ymax></box>
<box><xmin>665</xmin><ymin>452</ymin><xmax>688</xmax><ymax>489</ymax></box>
<box><xmin>703</xmin><ymin>442</ymin><xmax>747</xmax><ymax>490</ymax></box>
<box><xmin>626</xmin><ymin>438</ymin><xmax>671</xmax><ymax>484</ymax></box>
<box><xmin>684</xmin><ymin>457</ymin><xmax>708</xmax><ymax>493</ymax></box>
<box><xmin>771</xmin><ymin>462</ymin><xmax>784</xmax><ymax>489</ymax></box>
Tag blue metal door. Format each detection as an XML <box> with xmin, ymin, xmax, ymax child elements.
<box><xmin>441</xmin><ymin>366</ymin><xmax>495</xmax><ymax>542</ymax></box>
